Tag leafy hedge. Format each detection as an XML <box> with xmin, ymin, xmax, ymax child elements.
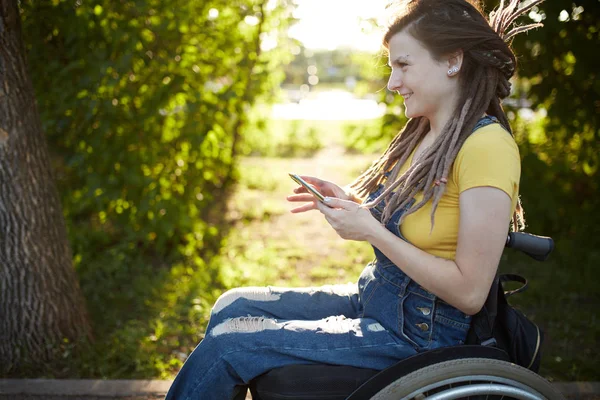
<box><xmin>22</xmin><ymin>0</ymin><xmax>293</xmax><ymax>263</ymax></box>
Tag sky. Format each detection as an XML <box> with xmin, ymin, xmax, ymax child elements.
<box><xmin>288</xmin><ymin>0</ymin><xmax>390</xmax><ymax>52</ymax></box>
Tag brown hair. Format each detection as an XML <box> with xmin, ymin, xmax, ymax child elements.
<box><xmin>348</xmin><ymin>0</ymin><xmax>543</xmax><ymax>231</ymax></box>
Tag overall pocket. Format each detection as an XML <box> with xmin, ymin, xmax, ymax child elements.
<box><xmin>432</xmin><ymin>302</ymin><xmax>472</xmax><ymax>348</ymax></box>
<box><xmin>358</xmin><ymin>264</ymin><xmax>381</xmax><ymax>317</ymax></box>
<box><xmin>399</xmin><ymin>291</ymin><xmax>435</xmax><ymax>350</ymax></box>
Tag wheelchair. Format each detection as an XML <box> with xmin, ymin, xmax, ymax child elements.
<box><xmin>240</xmin><ymin>232</ymin><xmax>565</xmax><ymax>400</ymax></box>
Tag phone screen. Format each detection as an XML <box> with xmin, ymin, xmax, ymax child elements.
<box><xmin>289</xmin><ymin>173</ymin><xmax>326</xmax><ymax>202</ymax></box>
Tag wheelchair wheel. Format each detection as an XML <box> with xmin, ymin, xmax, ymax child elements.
<box><xmin>370</xmin><ymin>358</ymin><xmax>564</xmax><ymax>400</ymax></box>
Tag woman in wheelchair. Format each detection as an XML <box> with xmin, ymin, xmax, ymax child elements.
<box><xmin>166</xmin><ymin>1</ymin><xmax>557</xmax><ymax>399</ymax></box>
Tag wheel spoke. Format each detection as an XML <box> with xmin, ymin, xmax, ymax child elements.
<box><xmin>468</xmin><ymin>379</ymin><xmax>471</xmax><ymax>400</ymax></box>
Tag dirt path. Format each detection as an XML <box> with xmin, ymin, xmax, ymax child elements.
<box><xmin>223</xmin><ymin>145</ymin><xmax>376</xmax><ymax>286</ymax></box>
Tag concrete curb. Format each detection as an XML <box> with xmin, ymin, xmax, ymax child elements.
<box><xmin>0</xmin><ymin>380</ymin><xmax>171</xmax><ymax>397</ymax></box>
<box><xmin>1</xmin><ymin>379</ymin><xmax>598</xmax><ymax>398</ymax></box>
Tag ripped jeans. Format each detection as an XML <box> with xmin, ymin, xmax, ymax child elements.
<box><xmin>165</xmin><ymin>262</ymin><xmax>471</xmax><ymax>400</ymax></box>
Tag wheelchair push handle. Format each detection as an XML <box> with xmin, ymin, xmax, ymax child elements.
<box><xmin>505</xmin><ymin>232</ymin><xmax>554</xmax><ymax>261</ymax></box>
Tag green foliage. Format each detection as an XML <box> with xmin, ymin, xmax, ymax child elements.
<box><xmin>342</xmin><ymin>120</ymin><xmax>387</xmax><ymax>154</ymax></box>
<box><xmin>510</xmin><ymin>1</ymin><xmax>598</xmax><ymax>177</ymax></box>
<box><xmin>18</xmin><ymin>0</ymin><xmax>295</xmax><ymax>377</ymax></box>
<box><xmin>21</xmin><ymin>0</ymin><xmax>293</xmax><ymax>259</ymax></box>
<box><xmin>282</xmin><ymin>45</ymin><xmax>387</xmax><ymax>91</ymax></box>
<box><xmin>508</xmin><ymin>1</ymin><xmax>600</xmax><ymax>243</ymax></box>
<box><xmin>277</xmin><ymin>121</ymin><xmax>323</xmax><ymax>157</ymax></box>
<box><xmin>244</xmin><ymin>118</ymin><xmax>373</xmax><ymax>158</ymax></box>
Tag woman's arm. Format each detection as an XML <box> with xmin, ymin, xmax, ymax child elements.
<box><xmin>364</xmin><ymin>186</ymin><xmax>512</xmax><ymax>315</ymax></box>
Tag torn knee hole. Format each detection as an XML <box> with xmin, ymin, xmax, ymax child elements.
<box><xmin>212</xmin><ymin>287</ymin><xmax>281</xmax><ymax>314</ymax></box>
<box><xmin>210</xmin><ymin>316</ymin><xmax>280</xmax><ymax>337</ymax></box>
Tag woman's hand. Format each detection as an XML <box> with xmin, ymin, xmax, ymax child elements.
<box><xmin>286</xmin><ymin>176</ymin><xmax>357</xmax><ymax>213</ymax></box>
<box><xmin>315</xmin><ymin>197</ymin><xmax>379</xmax><ymax>242</ymax></box>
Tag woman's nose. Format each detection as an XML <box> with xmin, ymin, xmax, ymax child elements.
<box><xmin>387</xmin><ymin>70</ymin><xmax>402</xmax><ymax>92</ymax></box>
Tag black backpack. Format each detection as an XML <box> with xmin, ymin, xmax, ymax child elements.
<box><xmin>467</xmin><ymin>273</ymin><xmax>543</xmax><ymax>372</ymax></box>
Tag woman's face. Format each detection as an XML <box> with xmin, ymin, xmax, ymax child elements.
<box><xmin>387</xmin><ymin>30</ymin><xmax>458</xmax><ymax>121</ymax></box>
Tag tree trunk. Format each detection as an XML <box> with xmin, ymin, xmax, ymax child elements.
<box><xmin>0</xmin><ymin>0</ymin><xmax>91</xmax><ymax>373</ymax></box>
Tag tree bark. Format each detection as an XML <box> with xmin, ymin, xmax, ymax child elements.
<box><xmin>0</xmin><ymin>0</ymin><xmax>91</xmax><ymax>373</ymax></box>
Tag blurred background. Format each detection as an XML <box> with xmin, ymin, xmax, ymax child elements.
<box><xmin>7</xmin><ymin>0</ymin><xmax>598</xmax><ymax>382</ymax></box>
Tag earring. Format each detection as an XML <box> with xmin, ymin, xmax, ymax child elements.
<box><xmin>447</xmin><ymin>66</ymin><xmax>459</xmax><ymax>76</ymax></box>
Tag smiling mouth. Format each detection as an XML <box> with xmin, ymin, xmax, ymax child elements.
<box><xmin>401</xmin><ymin>92</ymin><xmax>413</xmax><ymax>99</ymax></box>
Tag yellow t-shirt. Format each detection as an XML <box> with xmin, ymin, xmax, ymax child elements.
<box><xmin>396</xmin><ymin>123</ymin><xmax>520</xmax><ymax>260</ymax></box>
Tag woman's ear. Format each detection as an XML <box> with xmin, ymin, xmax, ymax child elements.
<box><xmin>447</xmin><ymin>50</ymin><xmax>464</xmax><ymax>73</ymax></box>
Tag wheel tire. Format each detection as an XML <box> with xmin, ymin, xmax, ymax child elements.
<box><xmin>371</xmin><ymin>358</ymin><xmax>565</xmax><ymax>400</ymax></box>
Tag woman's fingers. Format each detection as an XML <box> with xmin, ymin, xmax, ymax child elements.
<box><xmin>299</xmin><ymin>175</ymin><xmax>323</xmax><ymax>187</ymax></box>
<box><xmin>287</xmin><ymin>193</ymin><xmax>319</xmax><ymax>213</ymax></box>
<box><xmin>287</xmin><ymin>193</ymin><xmax>316</xmax><ymax>202</ymax></box>
<box><xmin>290</xmin><ymin>203</ymin><xmax>316</xmax><ymax>213</ymax></box>
<box><xmin>293</xmin><ymin>186</ymin><xmax>308</xmax><ymax>194</ymax></box>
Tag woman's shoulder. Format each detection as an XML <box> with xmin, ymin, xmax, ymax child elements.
<box><xmin>451</xmin><ymin>119</ymin><xmax>521</xmax><ymax>197</ymax></box>
<box><xmin>460</xmin><ymin>120</ymin><xmax>519</xmax><ymax>156</ymax></box>
<box><xmin>452</xmin><ymin>120</ymin><xmax>521</xmax><ymax>184</ymax></box>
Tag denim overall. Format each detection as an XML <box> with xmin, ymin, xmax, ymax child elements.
<box><xmin>166</xmin><ymin>116</ymin><xmax>498</xmax><ymax>400</ymax></box>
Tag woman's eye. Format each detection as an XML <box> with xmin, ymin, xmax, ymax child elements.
<box><xmin>388</xmin><ymin>62</ymin><xmax>408</xmax><ymax>70</ymax></box>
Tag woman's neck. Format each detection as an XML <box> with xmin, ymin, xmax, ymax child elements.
<box><xmin>427</xmin><ymin>91</ymin><xmax>462</xmax><ymax>140</ymax></box>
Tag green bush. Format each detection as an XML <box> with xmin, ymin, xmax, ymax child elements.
<box><xmin>244</xmin><ymin>118</ymin><xmax>324</xmax><ymax>158</ymax></box>
<box><xmin>342</xmin><ymin>120</ymin><xmax>387</xmax><ymax>154</ymax></box>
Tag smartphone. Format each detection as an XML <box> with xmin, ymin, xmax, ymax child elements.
<box><xmin>289</xmin><ymin>173</ymin><xmax>326</xmax><ymax>203</ymax></box>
